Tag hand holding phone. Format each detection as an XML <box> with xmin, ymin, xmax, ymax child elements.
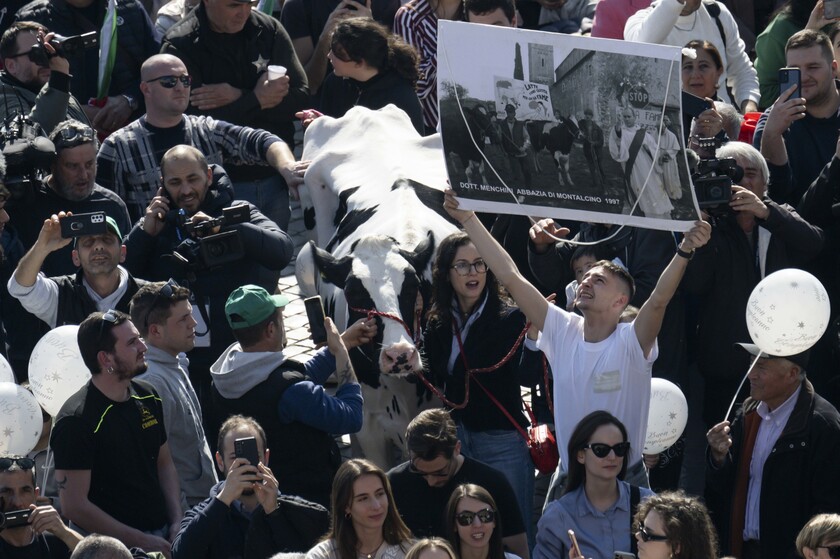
<box><xmin>568</xmin><ymin>529</ymin><xmax>583</xmax><ymax>559</ymax></box>
<box><xmin>779</xmin><ymin>67</ymin><xmax>801</xmax><ymax>101</ymax></box>
<box><xmin>304</xmin><ymin>296</ymin><xmax>328</xmax><ymax>345</ymax></box>
<box><xmin>234</xmin><ymin>436</ymin><xmax>260</xmax><ymax>467</ymax></box>
<box><xmin>59</xmin><ymin>211</ymin><xmax>107</xmax><ymax>239</ymax></box>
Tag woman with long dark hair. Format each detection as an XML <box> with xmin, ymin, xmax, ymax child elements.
<box><xmin>444</xmin><ymin>484</ymin><xmax>517</xmax><ymax>559</ymax></box>
<box><xmin>755</xmin><ymin>0</ymin><xmax>834</xmax><ymax>108</ymax></box>
<box><xmin>318</xmin><ymin>17</ymin><xmax>424</xmax><ymax>134</ymax></box>
<box><xmin>634</xmin><ymin>491</ymin><xmax>718</xmax><ymax>559</ymax></box>
<box><xmin>423</xmin><ymin>231</ymin><xmax>535</xmax><ymax>539</ymax></box>
<box><xmin>306</xmin><ymin>459</ymin><xmax>413</xmax><ymax>559</ymax></box>
<box><xmin>533</xmin><ymin>411</ymin><xmax>653</xmax><ymax>559</ymax></box>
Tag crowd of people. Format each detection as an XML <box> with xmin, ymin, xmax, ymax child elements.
<box><xmin>1</xmin><ymin>0</ymin><xmax>840</xmax><ymax>558</ymax></box>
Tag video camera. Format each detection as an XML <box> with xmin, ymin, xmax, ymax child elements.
<box><xmin>0</xmin><ymin>114</ymin><xmax>56</xmax><ymax>200</ymax></box>
<box><xmin>691</xmin><ymin>157</ymin><xmax>744</xmax><ymax>218</ymax></box>
<box><xmin>0</xmin><ymin>508</ymin><xmax>31</xmax><ymax>531</ymax></box>
<box><xmin>168</xmin><ymin>204</ymin><xmax>250</xmax><ymax>272</ymax></box>
<box><xmin>27</xmin><ymin>32</ymin><xmax>98</xmax><ymax>67</ymax></box>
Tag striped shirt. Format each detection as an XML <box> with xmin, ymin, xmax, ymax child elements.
<box><xmin>394</xmin><ymin>0</ymin><xmax>439</xmax><ymax>131</ymax></box>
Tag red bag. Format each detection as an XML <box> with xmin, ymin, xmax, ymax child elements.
<box><xmin>526</xmin><ymin>406</ymin><xmax>559</xmax><ymax>474</ymax></box>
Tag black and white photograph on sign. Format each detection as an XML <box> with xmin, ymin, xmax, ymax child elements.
<box><xmin>437</xmin><ymin>21</ymin><xmax>701</xmax><ymax>232</ymax></box>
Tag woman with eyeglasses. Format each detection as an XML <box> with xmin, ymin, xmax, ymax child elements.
<box><xmin>423</xmin><ymin>231</ymin><xmax>536</xmax><ymax>540</ymax></box>
<box><xmin>444</xmin><ymin>484</ymin><xmax>517</xmax><ymax>559</ymax></box>
<box><xmin>534</xmin><ymin>411</ymin><xmax>653</xmax><ymax>559</ymax></box>
<box><xmin>633</xmin><ymin>491</ymin><xmax>718</xmax><ymax>559</ymax></box>
<box><xmin>306</xmin><ymin>459</ymin><xmax>413</xmax><ymax>559</ymax></box>
<box><xmin>796</xmin><ymin>514</ymin><xmax>840</xmax><ymax>559</ymax></box>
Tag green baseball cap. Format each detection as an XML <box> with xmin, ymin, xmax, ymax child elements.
<box><xmin>225</xmin><ymin>285</ymin><xmax>289</xmax><ymax>329</ymax></box>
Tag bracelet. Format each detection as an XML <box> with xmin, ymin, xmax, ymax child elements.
<box><xmin>463</xmin><ymin>213</ymin><xmax>476</xmax><ymax>225</ymax></box>
<box><xmin>676</xmin><ymin>247</ymin><xmax>694</xmax><ymax>260</ymax></box>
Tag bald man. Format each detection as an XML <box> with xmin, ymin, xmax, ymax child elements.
<box><xmin>96</xmin><ymin>54</ymin><xmax>302</xmax><ymax>225</ymax></box>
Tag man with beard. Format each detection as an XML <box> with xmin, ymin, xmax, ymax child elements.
<box><xmin>0</xmin><ymin>21</ymin><xmax>89</xmax><ymax>132</ymax></box>
<box><xmin>754</xmin><ymin>29</ymin><xmax>840</xmax><ymax>206</ymax></box>
<box><xmin>50</xmin><ymin>310</ymin><xmax>182</xmax><ymax>557</ymax></box>
<box><xmin>8</xmin><ymin>213</ymin><xmax>146</xmax><ymax>329</ymax></box>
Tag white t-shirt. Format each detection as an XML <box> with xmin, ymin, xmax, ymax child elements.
<box><xmin>537</xmin><ymin>304</ymin><xmax>657</xmax><ymax>469</ymax></box>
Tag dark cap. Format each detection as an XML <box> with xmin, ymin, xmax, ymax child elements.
<box><xmin>505</xmin><ymin>103</ymin><xmax>516</xmax><ymax>112</ymax></box>
<box><xmin>736</xmin><ymin>343</ymin><xmax>810</xmax><ymax>371</ymax></box>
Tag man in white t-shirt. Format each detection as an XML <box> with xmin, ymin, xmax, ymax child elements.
<box><xmin>443</xmin><ymin>189</ymin><xmax>710</xmax><ymax>489</ymax></box>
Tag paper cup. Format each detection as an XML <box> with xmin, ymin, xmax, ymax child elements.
<box><xmin>267</xmin><ymin>65</ymin><xmax>287</xmax><ymax>80</ymax></box>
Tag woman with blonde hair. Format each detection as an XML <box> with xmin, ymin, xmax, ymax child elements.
<box><xmin>306</xmin><ymin>459</ymin><xmax>413</xmax><ymax>559</ymax></box>
<box><xmin>796</xmin><ymin>514</ymin><xmax>840</xmax><ymax>559</ymax></box>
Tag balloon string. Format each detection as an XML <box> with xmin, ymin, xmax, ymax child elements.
<box><xmin>41</xmin><ymin>422</ymin><xmax>55</xmax><ymax>500</ymax></box>
<box><xmin>723</xmin><ymin>353</ymin><xmax>761</xmax><ymax>422</ymax></box>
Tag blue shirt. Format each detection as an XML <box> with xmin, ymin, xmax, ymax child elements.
<box><xmin>534</xmin><ymin>481</ymin><xmax>654</xmax><ymax>559</ymax></box>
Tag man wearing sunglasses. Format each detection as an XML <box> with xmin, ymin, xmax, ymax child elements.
<box><xmin>97</xmin><ymin>54</ymin><xmax>303</xmax><ymax>227</ymax></box>
<box><xmin>0</xmin><ymin>455</ymin><xmax>84</xmax><ymax>557</ymax></box>
<box><xmin>130</xmin><ymin>280</ymin><xmax>218</xmax><ymax>510</ymax></box>
<box><xmin>388</xmin><ymin>409</ymin><xmax>530</xmax><ymax>559</ymax></box>
<box><xmin>8</xmin><ymin>212</ymin><xmax>146</xmax><ymax>331</ymax></box>
<box><xmin>0</xmin><ymin>22</ymin><xmax>89</xmax><ymax>134</ymax></box>
<box><xmin>705</xmin><ymin>344</ymin><xmax>840</xmax><ymax>559</ymax></box>
<box><xmin>50</xmin><ymin>310</ymin><xmax>182</xmax><ymax>557</ymax></box>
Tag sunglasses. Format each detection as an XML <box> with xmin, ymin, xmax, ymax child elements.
<box><xmin>96</xmin><ymin>309</ymin><xmax>120</xmax><ymax>341</ymax></box>
<box><xmin>451</xmin><ymin>259</ymin><xmax>488</xmax><ymax>276</ymax></box>
<box><xmin>819</xmin><ymin>547</ymin><xmax>840</xmax><ymax>559</ymax></box>
<box><xmin>146</xmin><ymin>74</ymin><xmax>192</xmax><ymax>88</ymax></box>
<box><xmin>455</xmin><ymin>509</ymin><xmax>495</xmax><ymax>526</ymax></box>
<box><xmin>0</xmin><ymin>457</ymin><xmax>36</xmax><ymax>471</ymax></box>
<box><xmin>637</xmin><ymin>525</ymin><xmax>669</xmax><ymax>543</ymax></box>
<box><xmin>144</xmin><ymin>278</ymin><xmax>179</xmax><ymax>329</ymax></box>
<box><xmin>583</xmin><ymin>441</ymin><xmax>630</xmax><ymax>458</ymax></box>
<box><xmin>55</xmin><ymin>125</ymin><xmax>95</xmax><ymax>148</ymax></box>
<box><xmin>408</xmin><ymin>460</ymin><xmax>452</xmax><ymax>478</ymax></box>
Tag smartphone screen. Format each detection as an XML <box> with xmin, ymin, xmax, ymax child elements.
<box><xmin>779</xmin><ymin>67</ymin><xmax>801</xmax><ymax>100</ymax></box>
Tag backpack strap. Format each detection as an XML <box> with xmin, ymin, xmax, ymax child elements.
<box><xmin>630</xmin><ymin>484</ymin><xmax>641</xmax><ymax>555</ymax></box>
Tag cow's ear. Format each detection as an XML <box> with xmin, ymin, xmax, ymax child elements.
<box><xmin>311</xmin><ymin>241</ymin><xmax>352</xmax><ymax>289</ymax></box>
<box><xmin>400</xmin><ymin>230</ymin><xmax>435</xmax><ymax>274</ymax></box>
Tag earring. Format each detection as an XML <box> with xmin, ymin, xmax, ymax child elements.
<box><xmin>108</xmin><ymin>366</ymin><xmax>114</xmax><ymax>374</ymax></box>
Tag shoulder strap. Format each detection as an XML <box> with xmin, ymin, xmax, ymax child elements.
<box><xmin>703</xmin><ymin>1</ymin><xmax>726</xmax><ymax>46</ymax></box>
<box><xmin>630</xmin><ymin>484</ymin><xmax>641</xmax><ymax>554</ymax></box>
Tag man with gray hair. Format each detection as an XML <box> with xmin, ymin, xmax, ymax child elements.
<box><xmin>680</xmin><ymin>141</ymin><xmax>825</xmax><ymax>427</ymax></box>
<box><xmin>69</xmin><ymin>534</ymin><xmax>132</xmax><ymax>559</ymax></box>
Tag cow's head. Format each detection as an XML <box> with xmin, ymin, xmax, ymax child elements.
<box><xmin>311</xmin><ymin>232</ymin><xmax>435</xmax><ymax>380</ymax></box>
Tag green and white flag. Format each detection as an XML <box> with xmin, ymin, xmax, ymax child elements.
<box><xmin>97</xmin><ymin>0</ymin><xmax>118</xmax><ymax>100</ymax></box>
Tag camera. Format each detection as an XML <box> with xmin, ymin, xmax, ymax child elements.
<box><xmin>27</xmin><ymin>32</ymin><xmax>98</xmax><ymax>67</ymax></box>
<box><xmin>691</xmin><ymin>157</ymin><xmax>744</xmax><ymax>217</ymax></box>
<box><xmin>169</xmin><ymin>205</ymin><xmax>249</xmax><ymax>272</ymax></box>
<box><xmin>0</xmin><ymin>114</ymin><xmax>56</xmax><ymax>200</ymax></box>
<box><xmin>0</xmin><ymin>508</ymin><xmax>31</xmax><ymax>531</ymax></box>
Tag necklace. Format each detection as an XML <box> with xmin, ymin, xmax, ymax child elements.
<box><xmin>674</xmin><ymin>10</ymin><xmax>697</xmax><ymax>32</ymax></box>
<box><xmin>358</xmin><ymin>541</ymin><xmax>384</xmax><ymax>559</ymax></box>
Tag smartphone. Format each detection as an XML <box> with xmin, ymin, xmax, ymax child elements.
<box><xmin>615</xmin><ymin>553</ymin><xmax>635</xmax><ymax>559</ymax></box>
<box><xmin>568</xmin><ymin>529</ymin><xmax>582</xmax><ymax>559</ymax></box>
<box><xmin>234</xmin><ymin>436</ymin><xmax>260</xmax><ymax>467</ymax></box>
<box><xmin>825</xmin><ymin>0</ymin><xmax>840</xmax><ymax>20</ymax></box>
<box><xmin>60</xmin><ymin>211</ymin><xmax>107</xmax><ymax>238</ymax></box>
<box><xmin>304</xmin><ymin>295</ymin><xmax>328</xmax><ymax>345</ymax></box>
<box><xmin>779</xmin><ymin>67</ymin><xmax>801</xmax><ymax>100</ymax></box>
<box><xmin>0</xmin><ymin>508</ymin><xmax>32</xmax><ymax>530</ymax></box>
<box><xmin>681</xmin><ymin>90</ymin><xmax>713</xmax><ymax>118</ymax></box>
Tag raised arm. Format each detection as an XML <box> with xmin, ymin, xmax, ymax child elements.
<box><xmin>443</xmin><ymin>189</ymin><xmax>549</xmax><ymax>331</ymax></box>
<box><xmin>634</xmin><ymin>220</ymin><xmax>710</xmax><ymax>357</ymax></box>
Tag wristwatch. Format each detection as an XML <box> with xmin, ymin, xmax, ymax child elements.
<box><xmin>676</xmin><ymin>247</ymin><xmax>694</xmax><ymax>260</ymax></box>
<box><xmin>122</xmin><ymin>94</ymin><xmax>138</xmax><ymax>111</ymax></box>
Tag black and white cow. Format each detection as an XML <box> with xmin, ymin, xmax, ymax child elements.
<box><xmin>296</xmin><ymin>105</ymin><xmax>460</xmax><ymax>467</ymax></box>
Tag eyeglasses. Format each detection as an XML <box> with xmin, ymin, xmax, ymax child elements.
<box><xmin>583</xmin><ymin>442</ymin><xmax>630</xmax><ymax>458</ymax></box>
<box><xmin>455</xmin><ymin>509</ymin><xmax>495</xmax><ymax>526</ymax></box>
<box><xmin>819</xmin><ymin>547</ymin><xmax>840</xmax><ymax>559</ymax></box>
<box><xmin>637</xmin><ymin>525</ymin><xmax>669</xmax><ymax>543</ymax></box>
<box><xmin>146</xmin><ymin>74</ymin><xmax>192</xmax><ymax>88</ymax></box>
<box><xmin>55</xmin><ymin>125</ymin><xmax>95</xmax><ymax>148</ymax></box>
<box><xmin>0</xmin><ymin>457</ymin><xmax>36</xmax><ymax>471</ymax></box>
<box><xmin>451</xmin><ymin>259</ymin><xmax>488</xmax><ymax>276</ymax></box>
<box><xmin>144</xmin><ymin>278</ymin><xmax>179</xmax><ymax>329</ymax></box>
<box><xmin>5</xmin><ymin>49</ymin><xmax>34</xmax><ymax>59</ymax></box>
<box><xmin>408</xmin><ymin>459</ymin><xmax>452</xmax><ymax>478</ymax></box>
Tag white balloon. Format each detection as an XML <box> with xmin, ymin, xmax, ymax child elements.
<box><xmin>0</xmin><ymin>354</ymin><xmax>14</xmax><ymax>383</ymax></box>
<box><xmin>0</xmin><ymin>382</ymin><xmax>44</xmax><ymax>455</ymax></box>
<box><xmin>644</xmin><ymin>378</ymin><xmax>688</xmax><ymax>454</ymax></box>
<box><xmin>28</xmin><ymin>326</ymin><xmax>91</xmax><ymax>416</ymax></box>
<box><xmin>746</xmin><ymin>269</ymin><xmax>830</xmax><ymax>357</ymax></box>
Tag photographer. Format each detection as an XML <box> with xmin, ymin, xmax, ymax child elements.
<box><xmin>123</xmin><ymin>145</ymin><xmax>293</xmax><ymax>407</ymax></box>
<box><xmin>0</xmin><ymin>22</ymin><xmax>89</xmax><ymax>134</ymax></box>
<box><xmin>681</xmin><ymin>141</ymin><xmax>825</xmax><ymax>427</ymax></box>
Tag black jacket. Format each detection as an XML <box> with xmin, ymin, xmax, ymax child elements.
<box><xmin>161</xmin><ymin>4</ymin><xmax>308</xmax><ymax>179</ymax></box>
<box><xmin>172</xmin><ymin>480</ymin><xmax>329</xmax><ymax>559</ymax></box>
<box><xmin>319</xmin><ymin>70</ymin><xmax>424</xmax><ymax>134</ymax></box>
<box><xmin>15</xmin><ymin>0</ymin><xmax>160</xmax><ymax>106</ymax></box>
<box><xmin>705</xmin><ymin>380</ymin><xmax>840</xmax><ymax>559</ymax></box>
<box><xmin>54</xmin><ymin>269</ymin><xmax>146</xmax><ymax>326</ymax></box>
<box><xmin>123</xmin><ymin>165</ymin><xmax>293</xmax><ymax>361</ymax></box>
